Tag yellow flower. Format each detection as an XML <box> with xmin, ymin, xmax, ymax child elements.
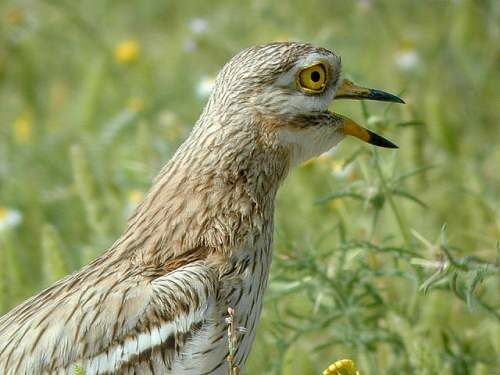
<box><xmin>127</xmin><ymin>97</ymin><xmax>144</xmax><ymax>113</ymax></box>
<box><xmin>114</xmin><ymin>39</ymin><xmax>140</xmax><ymax>64</ymax></box>
<box><xmin>322</xmin><ymin>359</ymin><xmax>361</xmax><ymax>375</ymax></box>
<box><xmin>13</xmin><ymin>111</ymin><xmax>33</xmax><ymax>144</ymax></box>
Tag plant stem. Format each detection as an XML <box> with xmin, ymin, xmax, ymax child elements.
<box><xmin>373</xmin><ymin>150</ymin><xmax>413</xmax><ymax>249</ymax></box>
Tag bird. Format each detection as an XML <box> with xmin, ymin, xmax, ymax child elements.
<box><xmin>0</xmin><ymin>42</ymin><xmax>403</xmax><ymax>374</ymax></box>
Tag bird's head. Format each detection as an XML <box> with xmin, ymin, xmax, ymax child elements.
<box><xmin>205</xmin><ymin>42</ymin><xmax>404</xmax><ymax>167</ymax></box>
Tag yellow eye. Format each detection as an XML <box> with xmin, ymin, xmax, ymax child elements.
<box><xmin>297</xmin><ymin>63</ymin><xmax>328</xmax><ymax>94</ymax></box>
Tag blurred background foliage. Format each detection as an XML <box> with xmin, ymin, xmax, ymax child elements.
<box><xmin>0</xmin><ymin>0</ymin><xmax>499</xmax><ymax>374</ymax></box>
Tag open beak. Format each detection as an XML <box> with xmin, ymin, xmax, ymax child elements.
<box><xmin>338</xmin><ymin>115</ymin><xmax>398</xmax><ymax>148</ymax></box>
<box><xmin>332</xmin><ymin>79</ymin><xmax>404</xmax><ymax>148</ymax></box>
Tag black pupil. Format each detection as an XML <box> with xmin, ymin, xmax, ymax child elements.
<box><xmin>310</xmin><ymin>70</ymin><xmax>321</xmax><ymax>82</ymax></box>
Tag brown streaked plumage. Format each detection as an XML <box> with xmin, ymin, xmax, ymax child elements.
<box><xmin>0</xmin><ymin>42</ymin><xmax>403</xmax><ymax>374</ymax></box>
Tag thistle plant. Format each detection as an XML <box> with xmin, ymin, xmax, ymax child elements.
<box><xmin>264</xmin><ymin>103</ymin><xmax>499</xmax><ymax>374</ymax></box>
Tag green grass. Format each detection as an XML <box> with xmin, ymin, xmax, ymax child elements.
<box><xmin>0</xmin><ymin>1</ymin><xmax>499</xmax><ymax>374</ymax></box>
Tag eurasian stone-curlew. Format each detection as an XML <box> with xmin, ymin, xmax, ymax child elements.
<box><xmin>0</xmin><ymin>42</ymin><xmax>403</xmax><ymax>374</ymax></box>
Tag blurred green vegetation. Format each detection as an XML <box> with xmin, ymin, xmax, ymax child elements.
<box><xmin>0</xmin><ymin>0</ymin><xmax>499</xmax><ymax>374</ymax></box>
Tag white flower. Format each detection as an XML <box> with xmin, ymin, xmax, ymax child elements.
<box><xmin>196</xmin><ymin>76</ymin><xmax>215</xmax><ymax>98</ymax></box>
<box><xmin>188</xmin><ymin>18</ymin><xmax>208</xmax><ymax>34</ymax></box>
<box><xmin>0</xmin><ymin>207</ymin><xmax>22</xmax><ymax>232</ymax></box>
<box><xmin>394</xmin><ymin>48</ymin><xmax>420</xmax><ymax>71</ymax></box>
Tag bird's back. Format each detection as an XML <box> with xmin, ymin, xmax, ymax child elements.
<box><xmin>0</xmin><ymin>257</ymin><xmax>148</xmax><ymax>373</ymax></box>
<box><xmin>0</xmin><ymin>253</ymin><xmax>224</xmax><ymax>374</ymax></box>
<box><xmin>0</xmin><ymin>230</ymin><xmax>274</xmax><ymax>375</ymax></box>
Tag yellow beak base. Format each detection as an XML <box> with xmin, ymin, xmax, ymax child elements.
<box><xmin>339</xmin><ymin>115</ymin><xmax>398</xmax><ymax>149</ymax></box>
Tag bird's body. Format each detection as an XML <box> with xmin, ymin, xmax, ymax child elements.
<box><xmin>0</xmin><ymin>42</ymin><xmax>402</xmax><ymax>374</ymax></box>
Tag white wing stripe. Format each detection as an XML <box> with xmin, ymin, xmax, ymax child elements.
<box><xmin>77</xmin><ymin>308</ymin><xmax>204</xmax><ymax>374</ymax></box>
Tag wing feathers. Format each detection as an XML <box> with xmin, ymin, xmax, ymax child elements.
<box><xmin>0</xmin><ymin>261</ymin><xmax>217</xmax><ymax>375</ymax></box>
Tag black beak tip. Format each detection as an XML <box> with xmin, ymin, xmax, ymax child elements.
<box><xmin>367</xmin><ymin>130</ymin><xmax>399</xmax><ymax>149</ymax></box>
<box><xmin>370</xmin><ymin>89</ymin><xmax>405</xmax><ymax>104</ymax></box>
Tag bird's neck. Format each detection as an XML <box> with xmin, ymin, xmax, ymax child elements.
<box><xmin>114</xmin><ymin>118</ymin><xmax>290</xmax><ymax>268</ymax></box>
